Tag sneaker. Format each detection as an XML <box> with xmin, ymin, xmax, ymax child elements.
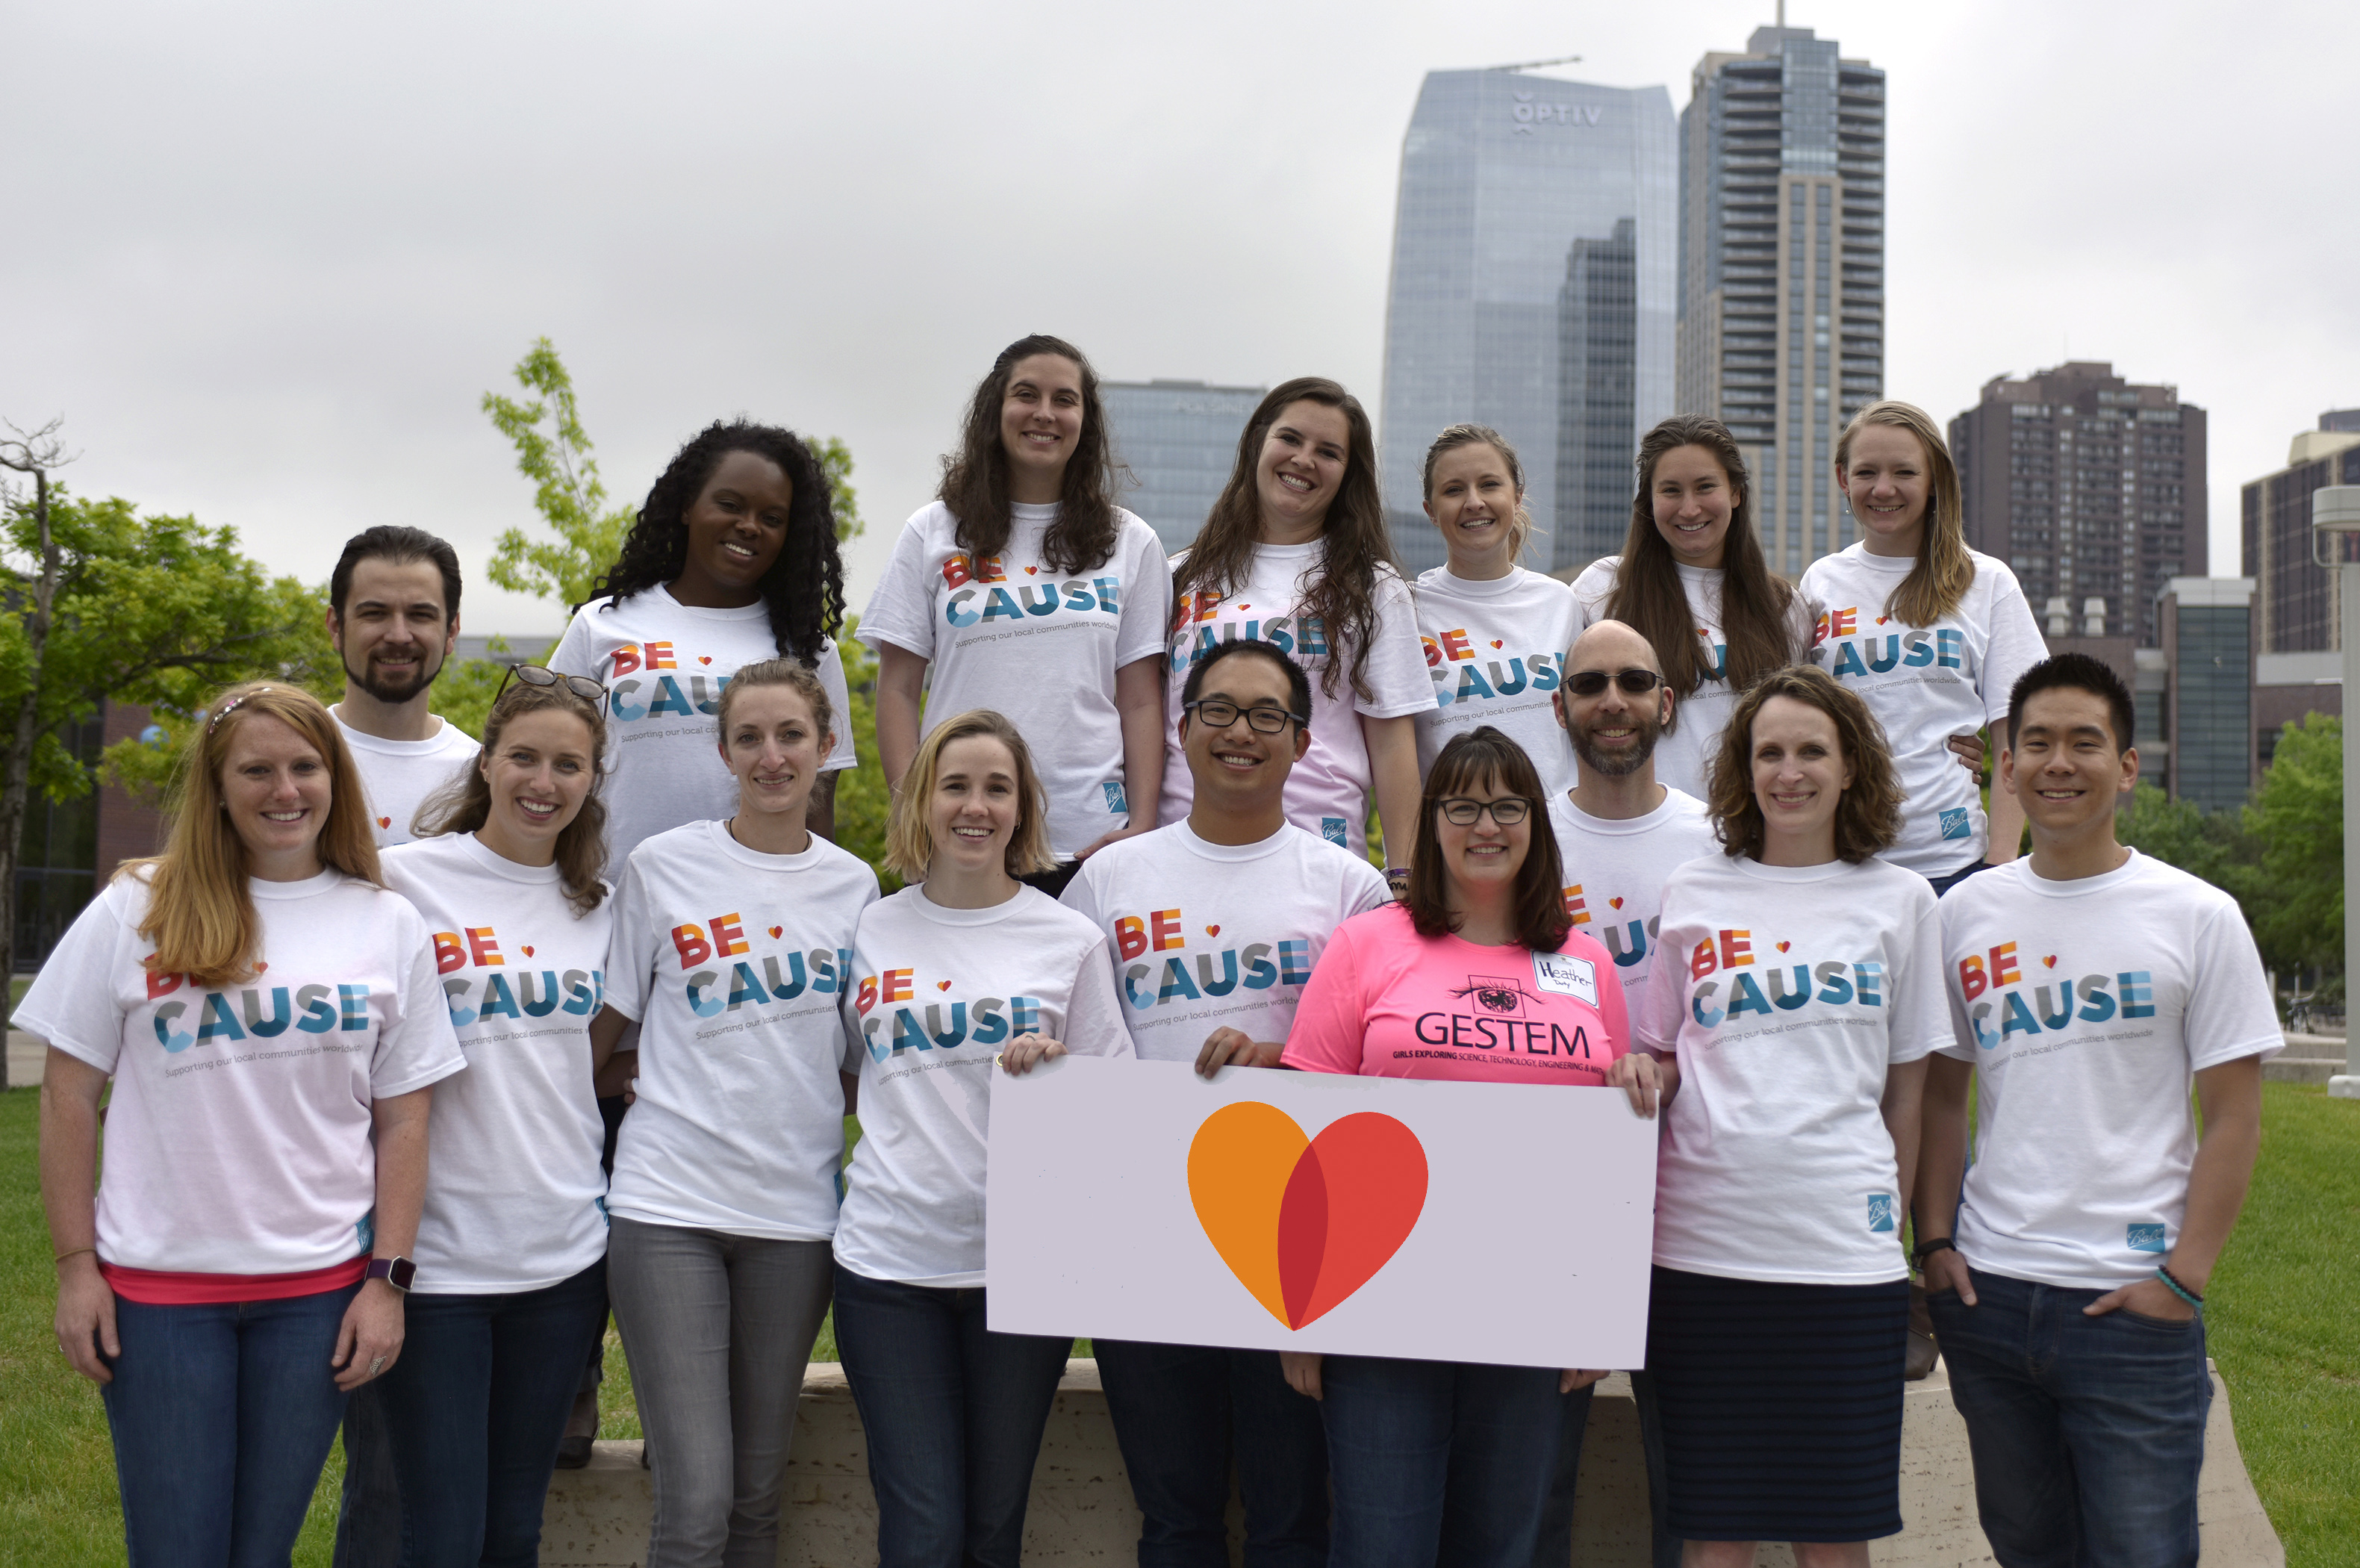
<box><xmin>552</xmin><ymin>1387</ymin><xmax>600</xmax><ymax>1469</ymax></box>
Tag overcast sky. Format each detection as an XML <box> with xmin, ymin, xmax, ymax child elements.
<box><xmin>6</xmin><ymin>0</ymin><xmax>2354</xmax><ymax>640</ymax></box>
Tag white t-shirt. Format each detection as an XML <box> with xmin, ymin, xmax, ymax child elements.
<box><xmin>1162</xmin><ymin>543</ymin><xmax>1432</xmax><ymax>857</ymax></box>
<box><xmin>381</xmin><ymin>833</ymin><xmax>612</xmax><ymax>1295</ymax></box>
<box><xmin>333</xmin><ymin>708</ymin><xmax>481</xmax><ymax>847</ymax></box>
<box><xmin>1571</xmin><ymin>558</ymin><xmax>1819</xmax><ymax>802</ymax></box>
<box><xmin>1799</xmin><ymin>544</ymin><xmax>2046</xmax><ymax>875</ymax></box>
<box><xmin>549</xmin><ymin>585</ymin><xmax>857</xmax><ymax>867</ymax></box>
<box><xmin>1636</xmin><ymin>853</ymin><xmax>1947</xmax><ymax>1285</ymax></box>
<box><xmin>1937</xmin><ymin>852</ymin><xmax>2282</xmax><ymax>1289</ymax></box>
<box><xmin>603</xmin><ymin>820</ymin><xmax>879</xmax><ymax>1241</ymax></box>
<box><xmin>835</xmin><ymin>885</ymin><xmax>1133</xmax><ymax>1287</ymax></box>
<box><xmin>858</xmin><ymin>501</ymin><xmax>1171</xmax><ymax>858</ymax></box>
<box><xmin>1411</xmin><ymin>566</ymin><xmax>1583</xmax><ymax>797</ymax></box>
<box><xmin>18</xmin><ymin>868</ymin><xmax>465</xmax><ymax>1277</ymax></box>
<box><xmin>1060</xmin><ymin>818</ymin><xmax>1393</xmax><ymax>1060</ymax></box>
<box><xmin>1546</xmin><ymin>786</ymin><xmax>1720</xmax><ymax>1008</ymax></box>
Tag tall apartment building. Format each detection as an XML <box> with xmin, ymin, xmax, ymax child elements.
<box><xmin>1377</xmin><ymin>69</ymin><xmax>1675</xmax><ymax>576</ymax></box>
<box><xmin>1098</xmin><ymin>379</ymin><xmax>1265</xmax><ymax>556</ymax></box>
<box><xmin>1949</xmin><ymin>361</ymin><xmax>2207</xmax><ymax>649</ymax></box>
<box><xmin>2241</xmin><ymin>411</ymin><xmax>2360</xmax><ymax>654</ymax></box>
<box><xmin>1677</xmin><ymin>25</ymin><xmax>1884</xmax><ymax>576</ymax></box>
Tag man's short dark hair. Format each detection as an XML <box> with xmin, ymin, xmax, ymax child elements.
<box><xmin>2007</xmin><ymin>653</ymin><xmax>2136</xmax><ymax>753</ymax></box>
<box><xmin>1178</xmin><ymin>638</ymin><xmax>1312</xmax><ymax>725</ymax></box>
<box><xmin>331</xmin><ymin>526</ymin><xmax>462</xmax><ymax>623</ymax></box>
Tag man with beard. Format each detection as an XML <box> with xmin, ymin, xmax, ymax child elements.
<box><xmin>1534</xmin><ymin>618</ymin><xmax>1716</xmax><ymax>1568</ymax></box>
<box><xmin>326</xmin><ymin>526</ymin><xmax>481</xmax><ymax>847</ymax></box>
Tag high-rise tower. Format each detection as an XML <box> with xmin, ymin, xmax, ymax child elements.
<box><xmin>1677</xmin><ymin>25</ymin><xmax>1884</xmax><ymax>575</ymax></box>
<box><xmin>1377</xmin><ymin>69</ymin><xmax>1676</xmax><ymax>577</ymax></box>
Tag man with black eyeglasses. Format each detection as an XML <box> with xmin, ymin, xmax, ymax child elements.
<box><xmin>1535</xmin><ymin>617</ymin><xmax>1716</xmax><ymax>1568</ymax></box>
<box><xmin>1062</xmin><ymin>636</ymin><xmax>1390</xmax><ymax>1568</ymax></box>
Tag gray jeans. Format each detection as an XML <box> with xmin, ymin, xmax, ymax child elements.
<box><xmin>607</xmin><ymin>1216</ymin><xmax>834</xmax><ymax>1568</ymax></box>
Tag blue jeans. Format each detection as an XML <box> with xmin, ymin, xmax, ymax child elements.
<box><xmin>102</xmin><ymin>1284</ymin><xmax>359</xmax><ymax>1568</ymax></box>
<box><xmin>1927</xmin><ymin>1268</ymin><xmax>2211</xmax><ymax>1568</ymax></box>
<box><xmin>1094</xmin><ymin>1339</ymin><xmax>1326</xmax><ymax>1568</ymax></box>
<box><xmin>1320</xmin><ymin>1354</ymin><xmax>1576</xmax><ymax>1568</ymax></box>
<box><xmin>376</xmin><ymin>1259</ymin><xmax>610</xmax><ymax>1568</ymax></box>
<box><xmin>831</xmin><ymin>1264</ymin><xmax>1074</xmax><ymax>1568</ymax></box>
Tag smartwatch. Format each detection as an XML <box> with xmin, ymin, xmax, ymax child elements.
<box><xmin>365</xmin><ymin>1255</ymin><xmax>417</xmax><ymax>1294</ymax></box>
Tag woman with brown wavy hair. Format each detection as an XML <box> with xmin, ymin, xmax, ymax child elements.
<box><xmin>1801</xmin><ymin>400</ymin><xmax>2044</xmax><ymax>896</ymax></box>
<box><xmin>1616</xmin><ymin>665</ymin><xmax>1946</xmax><ymax>1563</ymax></box>
<box><xmin>1164</xmin><ymin>377</ymin><xmax>1430</xmax><ymax>868</ymax></box>
<box><xmin>863</xmin><ymin>335</ymin><xmax>1173</xmax><ymax>897</ymax></box>
<box><xmin>1572</xmin><ymin>415</ymin><xmax>1816</xmax><ymax>802</ymax></box>
<box><xmin>1276</xmin><ymin>725</ymin><xmax>1631</xmax><ymax>1568</ymax></box>
<box><xmin>31</xmin><ymin>682</ymin><xmax>464</xmax><ymax>1565</ymax></box>
<box><xmin>369</xmin><ymin>670</ymin><xmax>617</xmax><ymax>1566</ymax></box>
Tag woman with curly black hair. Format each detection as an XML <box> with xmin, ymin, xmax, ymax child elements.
<box><xmin>859</xmin><ymin>335</ymin><xmax>1171</xmax><ymax>897</ymax></box>
<box><xmin>550</xmin><ymin>420</ymin><xmax>856</xmax><ymax>867</ymax></box>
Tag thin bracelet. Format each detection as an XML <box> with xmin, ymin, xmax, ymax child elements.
<box><xmin>2155</xmin><ymin>1264</ymin><xmax>2205</xmax><ymax>1307</ymax></box>
<box><xmin>54</xmin><ymin>1246</ymin><xmax>97</xmax><ymax>1266</ymax></box>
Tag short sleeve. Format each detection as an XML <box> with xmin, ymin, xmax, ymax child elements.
<box><xmin>1976</xmin><ymin>564</ymin><xmax>2049</xmax><ymax>728</ymax></box>
<box><xmin>1569</xmin><ymin>558</ymin><xmax>1620</xmax><ymax>630</ymax></box>
<box><xmin>1114</xmin><ymin>519</ymin><xmax>1174</xmax><ymax>670</ymax></box>
<box><xmin>1635</xmin><ymin>924</ymin><xmax>1687</xmax><ymax>1056</ymax></box>
<box><xmin>14</xmin><ymin>883</ymin><xmax>137</xmax><ymax>1075</ymax></box>
<box><xmin>1061</xmin><ymin>937</ymin><xmax>1135</xmax><ymax>1059</ymax></box>
<box><xmin>1279</xmin><ymin>921</ymin><xmax>1370</xmax><ymax>1074</ymax></box>
<box><xmin>371</xmin><ymin>902</ymin><xmax>468</xmax><ymax>1098</ymax></box>
<box><xmin>1591</xmin><ymin>938</ymin><xmax>1633</xmax><ymax>1060</ymax></box>
<box><xmin>2184</xmin><ymin>903</ymin><xmax>2285</xmax><ymax>1071</ymax></box>
<box><xmin>1355</xmin><ymin>572</ymin><xmax>1439</xmax><ymax>719</ymax></box>
<box><xmin>549</xmin><ymin>605</ymin><xmax>600</xmax><ymax>679</ymax></box>
<box><xmin>1784</xmin><ymin>587</ymin><xmax>1822</xmax><ymax>666</ymax></box>
<box><xmin>814</xmin><ymin>641</ymin><xmax>858</xmax><ymax>772</ymax></box>
<box><xmin>1884</xmin><ymin>888</ymin><xmax>1949</xmax><ymax>1065</ymax></box>
<box><xmin>1058</xmin><ymin>862</ymin><xmax>1106</xmax><ymax>929</ymax></box>
<box><xmin>1344</xmin><ymin>859</ymin><xmax>1395</xmax><ymax>918</ymax></box>
<box><xmin>600</xmin><ymin>851</ymin><xmax>662</xmax><ymax>1023</ymax></box>
<box><xmin>855</xmin><ymin>514</ymin><xmax>942</xmax><ymax>659</ymax></box>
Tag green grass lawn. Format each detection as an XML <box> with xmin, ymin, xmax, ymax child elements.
<box><xmin>3</xmin><ymin>1084</ymin><xmax>2353</xmax><ymax>1563</ymax></box>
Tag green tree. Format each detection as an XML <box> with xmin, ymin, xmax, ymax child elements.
<box><xmin>481</xmin><ymin>338</ymin><xmax>636</xmax><ymax>609</ymax></box>
<box><xmin>2244</xmin><ymin>715</ymin><xmax>2341</xmax><ymax>975</ymax></box>
<box><xmin>2115</xmin><ymin>782</ymin><xmax>2258</xmax><ymax>897</ymax></box>
<box><xmin>831</xmin><ymin>624</ymin><xmax>900</xmax><ymax>893</ymax></box>
<box><xmin>0</xmin><ymin>466</ymin><xmax>340</xmax><ymax>1085</ymax></box>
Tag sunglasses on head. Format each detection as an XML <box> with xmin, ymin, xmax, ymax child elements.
<box><xmin>495</xmin><ymin>665</ymin><xmax>607</xmax><ymax>706</ymax></box>
<box><xmin>1565</xmin><ymin>668</ymin><xmax>1664</xmax><ymax>698</ymax></box>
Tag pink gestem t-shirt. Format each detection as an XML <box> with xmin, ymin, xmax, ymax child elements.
<box><xmin>1282</xmin><ymin>903</ymin><xmax>1628</xmax><ymax>1085</ymax></box>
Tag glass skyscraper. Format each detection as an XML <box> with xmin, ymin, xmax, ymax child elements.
<box><xmin>1678</xmin><ymin>25</ymin><xmax>1885</xmax><ymax>576</ymax></box>
<box><xmin>1377</xmin><ymin>69</ymin><xmax>1676</xmax><ymax>577</ymax></box>
<box><xmin>1100</xmin><ymin>379</ymin><xmax>1265</xmax><ymax>556</ymax></box>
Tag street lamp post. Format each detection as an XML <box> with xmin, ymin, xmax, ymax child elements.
<box><xmin>2314</xmin><ymin>485</ymin><xmax>2360</xmax><ymax>1098</ymax></box>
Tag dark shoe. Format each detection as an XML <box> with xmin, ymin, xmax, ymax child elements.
<box><xmin>1905</xmin><ymin>1280</ymin><xmax>1939</xmax><ymax>1381</ymax></box>
<box><xmin>552</xmin><ymin>1387</ymin><xmax>600</xmax><ymax>1469</ymax></box>
<box><xmin>638</xmin><ymin>1439</ymin><xmax>652</xmax><ymax>1469</ymax></box>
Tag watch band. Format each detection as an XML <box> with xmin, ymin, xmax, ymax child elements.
<box><xmin>365</xmin><ymin>1255</ymin><xmax>416</xmax><ymax>1293</ymax></box>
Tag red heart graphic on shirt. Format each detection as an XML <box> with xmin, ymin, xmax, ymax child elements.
<box><xmin>255</xmin><ymin>962</ymin><xmax>269</xmax><ymax>974</ymax></box>
<box><xmin>937</xmin><ymin>980</ymin><xmax>953</xmax><ymax>991</ymax></box>
<box><xmin>1025</xmin><ymin>566</ymin><xmax>1039</xmax><ymax>574</ymax></box>
<box><xmin>1489</xmin><ymin>640</ymin><xmax>1504</xmax><ymax>649</ymax></box>
<box><xmin>1206</xmin><ymin>924</ymin><xmax>1221</xmax><ymax>937</ymax></box>
<box><xmin>1607</xmin><ymin>897</ymin><xmax>1624</xmax><ymax>909</ymax></box>
<box><xmin>698</xmin><ymin>656</ymin><xmax>712</xmax><ymax>665</ymax></box>
<box><xmin>521</xmin><ymin>946</ymin><xmax>535</xmax><ymax>957</ymax></box>
<box><xmin>1877</xmin><ymin>616</ymin><xmax>1890</xmax><ymax>625</ymax></box>
<box><xmin>768</xmin><ymin>925</ymin><xmax>782</xmax><ymax>939</ymax></box>
<box><xmin>377</xmin><ymin>816</ymin><xmax>391</xmax><ymax>829</ymax></box>
<box><xmin>1237</xmin><ymin>604</ymin><xmax>1251</xmax><ymax>611</ymax></box>
<box><xmin>1776</xmin><ymin>941</ymin><xmax>1790</xmax><ymax>953</ymax></box>
<box><xmin>2043</xmin><ymin>955</ymin><xmax>2058</xmax><ymax>968</ymax></box>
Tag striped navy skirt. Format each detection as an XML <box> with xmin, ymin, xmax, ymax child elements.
<box><xmin>1646</xmin><ymin>1266</ymin><xmax>1911</xmax><ymax>1543</ymax></box>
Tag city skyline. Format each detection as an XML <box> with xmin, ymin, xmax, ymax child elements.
<box><xmin>2</xmin><ymin>1</ymin><xmax>2352</xmax><ymax>629</ymax></box>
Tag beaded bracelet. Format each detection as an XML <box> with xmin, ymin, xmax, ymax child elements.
<box><xmin>2154</xmin><ymin>1263</ymin><xmax>2204</xmax><ymax>1307</ymax></box>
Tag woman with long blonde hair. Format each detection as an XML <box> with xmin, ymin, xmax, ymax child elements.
<box><xmin>1799</xmin><ymin>400</ymin><xmax>2044</xmax><ymax>894</ymax></box>
<box><xmin>31</xmin><ymin>682</ymin><xmax>464</xmax><ymax>1565</ymax></box>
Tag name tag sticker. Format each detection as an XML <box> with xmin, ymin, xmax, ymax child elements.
<box><xmin>1532</xmin><ymin>952</ymin><xmax>1598</xmax><ymax>1008</ymax></box>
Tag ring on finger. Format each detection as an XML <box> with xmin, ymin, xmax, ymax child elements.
<box><xmin>369</xmin><ymin>1356</ymin><xmax>387</xmax><ymax>1377</ymax></box>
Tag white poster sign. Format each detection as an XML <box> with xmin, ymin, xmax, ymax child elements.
<box><xmin>986</xmin><ymin>1057</ymin><xmax>1659</xmax><ymax>1368</ymax></box>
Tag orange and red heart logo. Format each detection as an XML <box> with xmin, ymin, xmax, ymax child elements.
<box><xmin>1237</xmin><ymin>603</ymin><xmax>1251</xmax><ymax>612</ymax></box>
<box><xmin>936</xmin><ymin>980</ymin><xmax>953</xmax><ymax>991</ymax></box>
<box><xmin>377</xmin><ymin>816</ymin><xmax>392</xmax><ymax>830</ymax></box>
<box><xmin>521</xmin><ymin>945</ymin><xmax>535</xmax><ymax>957</ymax></box>
<box><xmin>255</xmin><ymin>962</ymin><xmax>269</xmax><ymax>974</ymax></box>
<box><xmin>1489</xmin><ymin>639</ymin><xmax>1503</xmax><ymax>649</ymax></box>
<box><xmin>1877</xmin><ymin>615</ymin><xmax>1889</xmax><ymax>625</ymax></box>
<box><xmin>698</xmin><ymin>655</ymin><xmax>712</xmax><ymax>665</ymax></box>
<box><xmin>768</xmin><ymin>925</ymin><xmax>783</xmax><ymax>939</ymax></box>
<box><xmin>1025</xmin><ymin>566</ymin><xmax>1039</xmax><ymax>574</ymax></box>
<box><xmin>1607</xmin><ymin>897</ymin><xmax>1623</xmax><ymax>909</ymax></box>
<box><xmin>1206</xmin><ymin>924</ymin><xmax>1221</xmax><ymax>937</ymax></box>
<box><xmin>2043</xmin><ymin>955</ymin><xmax>2058</xmax><ymax>968</ymax></box>
<box><xmin>1187</xmin><ymin>1102</ymin><xmax>1427</xmax><ymax>1331</ymax></box>
<box><xmin>1776</xmin><ymin>941</ymin><xmax>1790</xmax><ymax>952</ymax></box>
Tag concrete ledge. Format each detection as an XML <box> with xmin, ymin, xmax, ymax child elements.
<box><xmin>2263</xmin><ymin>1057</ymin><xmax>2344</xmax><ymax>1085</ymax></box>
<box><xmin>540</xmin><ymin>1358</ymin><xmax>2281</xmax><ymax>1567</ymax></box>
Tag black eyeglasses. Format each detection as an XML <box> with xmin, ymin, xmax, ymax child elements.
<box><xmin>1565</xmin><ymin>668</ymin><xmax>1664</xmax><ymax>698</ymax></box>
<box><xmin>495</xmin><ymin>665</ymin><xmax>607</xmax><ymax>706</ymax></box>
<box><xmin>1184</xmin><ymin>698</ymin><xmax>1307</xmax><ymax>735</ymax></box>
<box><xmin>1436</xmin><ymin>797</ymin><xmax>1532</xmax><ymax>827</ymax></box>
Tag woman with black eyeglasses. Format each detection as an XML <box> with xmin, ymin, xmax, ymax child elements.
<box><xmin>1410</xmin><ymin>425</ymin><xmax>1582</xmax><ymax>795</ymax></box>
<box><xmin>1275</xmin><ymin>726</ymin><xmax>1637</xmax><ymax>1568</ymax></box>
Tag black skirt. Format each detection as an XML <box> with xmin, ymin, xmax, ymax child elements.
<box><xmin>1646</xmin><ymin>1265</ymin><xmax>1910</xmax><ymax>1543</ymax></box>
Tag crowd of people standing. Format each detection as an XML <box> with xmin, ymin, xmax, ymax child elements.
<box><xmin>34</xmin><ymin>332</ymin><xmax>2278</xmax><ymax>1568</ymax></box>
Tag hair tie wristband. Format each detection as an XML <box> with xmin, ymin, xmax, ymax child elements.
<box><xmin>55</xmin><ymin>1246</ymin><xmax>97</xmax><ymax>1266</ymax></box>
<box><xmin>2154</xmin><ymin>1265</ymin><xmax>2203</xmax><ymax>1308</ymax></box>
